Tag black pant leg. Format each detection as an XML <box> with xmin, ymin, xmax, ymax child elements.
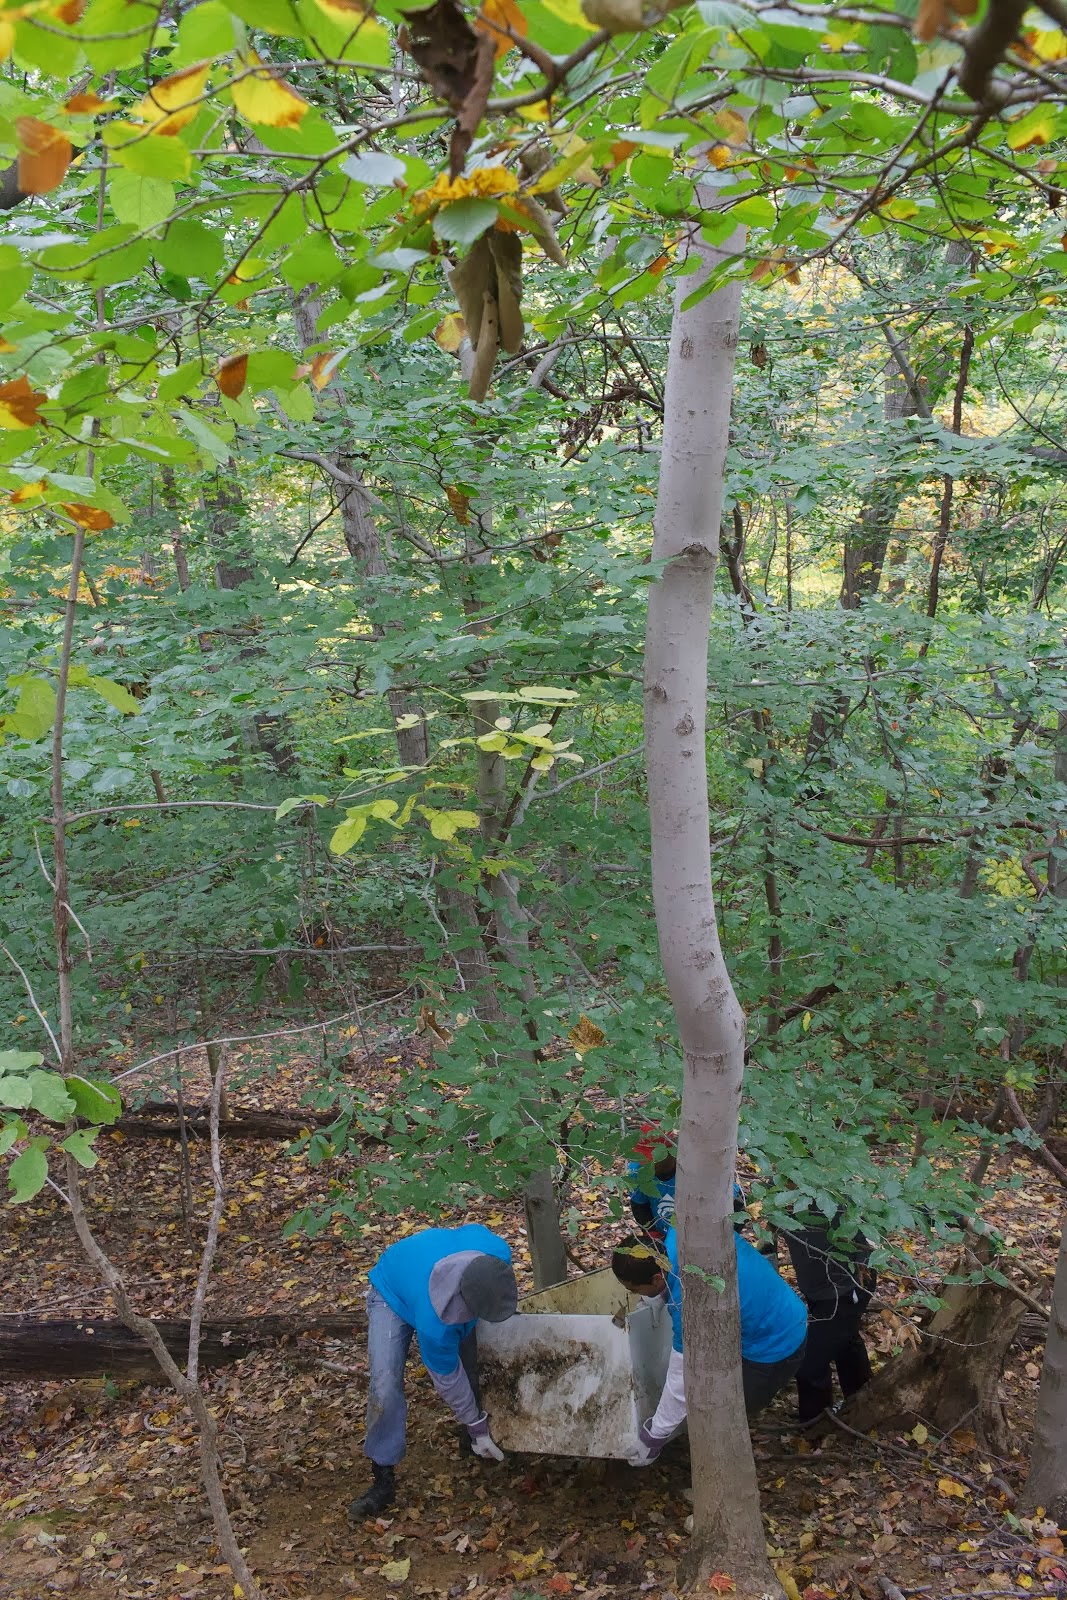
<box><xmin>794</xmin><ymin>1305</ymin><xmax>845</xmax><ymax>1422</ymax></box>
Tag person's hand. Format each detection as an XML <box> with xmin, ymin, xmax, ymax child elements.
<box><xmin>468</xmin><ymin>1413</ymin><xmax>505</xmax><ymax>1461</ymax></box>
<box><xmin>626</xmin><ymin>1421</ymin><xmax>664</xmax><ymax>1467</ymax></box>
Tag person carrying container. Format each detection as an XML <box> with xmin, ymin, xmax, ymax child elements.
<box><xmin>609</xmin><ymin>1225</ymin><xmax>807</xmax><ymax>1465</ymax></box>
<box><xmin>348</xmin><ymin>1224</ymin><xmax>518</xmax><ymax>1521</ymax></box>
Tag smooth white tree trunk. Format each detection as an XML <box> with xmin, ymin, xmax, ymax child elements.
<box><xmin>645</xmin><ymin>213</ymin><xmax>781</xmax><ymax>1594</ymax></box>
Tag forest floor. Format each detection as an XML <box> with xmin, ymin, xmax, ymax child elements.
<box><xmin>1</xmin><ymin>1031</ymin><xmax>1064</xmax><ymax>1600</ymax></box>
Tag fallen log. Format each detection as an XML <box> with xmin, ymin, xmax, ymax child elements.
<box><xmin>0</xmin><ymin>1312</ymin><xmax>365</xmax><ymax>1381</ymax></box>
<box><xmin>112</xmin><ymin>1110</ymin><xmax>336</xmax><ymax>1141</ymax></box>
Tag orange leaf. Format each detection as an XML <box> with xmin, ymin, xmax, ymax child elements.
<box><xmin>16</xmin><ymin>117</ymin><xmax>73</xmax><ymax>196</ymax></box>
<box><xmin>309</xmin><ymin>351</ymin><xmax>339</xmax><ymax>391</ymax></box>
<box><xmin>546</xmin><ymin>1579</ymin><xmax>572</xmax><ymax>1595</ymax></box>
<box><xmin>708</xmin><ymin>1578</ymin><xmax>736</xmax><ymax>1595</ymax></box>
<box><xmin>137</xmin><ymin>62</ymin><xmax>211</xmax><ymax>135</ymax></box>
<box><xmin>52</xmin><ymin>0</ymin><xmax>85</xmax><ymax>22</ymax></box>
<box><xmin>216</xmin><ymin>354</ymin><xmax>249</xmax><ymax>399</ymax></box>
<box><xmin>64</xmin><ymin>91</ymin><xmax>116</xmax><ymax>114</ymax></box>
<box><xmin>0</xmin><ymin>375</ymin><xmax>47</xmax><ymax>430</ymax></box>
<box><xmin>445</xmin><ymin>485</ymin><xmax>470</xmax><ymax>526</ymax></box>
<box><xmin>476</xmin><ymin>0</ymin><xmax>527</xmax><ymax>58</ymax></box>
<box><xmin>10</xmin><ymin>478</ymin><xmax>48</xmax><ymax>503</ymax></box>
<box><xmin>231</xmin><ymin>53</ymin><xmax>308</xmax><ymax>128</ymax></box>
<box><xmin>914</xmin><ymin>0</ymin><xmax>946</xmax><ymax>38</ymax></box>
<box><xmin>608</xmin><ymin>139</ymin><xmax>638</xmax><ymax>167</ymax></box>
<box><xmin>707</xmin><ymin>143</ymin><xmax>732</xmax><ymax>169</ymax></box>
<box><xmin>648</xmin><ymin>253</ymin><xmax>669</xmax><ymax>276</ymax></box>
<box><xmin>62</xmin><ymin>503</ymin><xmax>115</xmax><ymax>531</ymax></box>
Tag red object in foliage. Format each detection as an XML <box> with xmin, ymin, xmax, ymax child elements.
<box><xmin>632</xmin><ymin>1122</ymin><xmax>676</xmax><ymax>1160</ymax></box>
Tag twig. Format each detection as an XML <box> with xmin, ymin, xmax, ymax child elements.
<box><xmin>535</xmin><ymin>746</ymin><xmax>644</xmax><ymax>801</ymax></box>
<box><xmin>110</xmin><ymin>986</ymin><xmax>413</xmax><ymax>1083</ymax></box>
<box><xmin>0</xmin><ymin>943</ymin><xmax>62</xmax><ymax>1061</ymax></box>
<box><xmin>187</xmin><ymin>1045</ymin><xmax>226</xmax><ymax>1385</ymax></box>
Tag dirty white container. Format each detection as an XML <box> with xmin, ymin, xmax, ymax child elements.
<box><xmin>477</xmin><ymin>1267</ymin><xmax>675</xmax><ymax>1459</ymax></box>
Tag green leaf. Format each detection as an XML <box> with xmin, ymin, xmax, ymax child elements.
<box><xmin>104</xmin><ymin>124</ymin><xmax>193</xmax><ymax>182</ymax></box>
<box><xmin>157</xmin><ymin>361</ymin><xmax>208</xmax><ymax>404</ymax></box>
<box><xmin>432</xmin><ymin>200</ymin><xmax>499</xmax><ymax>246</ymax></box>
<box><xmin>3</xmin><ymin>675</ymin><xmax>56</xmax><ymax>741</ymax></box>
<box><xmin>0</xmin><ymin>1051</ymin><xmax>44</xmax><ymax>1073</ymax></box>
<box><xmin>0</xmin><ymin>1122</ymin><xmax>21</xmax><ymax>1158</ymax></box>
<box><xmin>8</xmin><ymin>1145</ymin><xmax>47</xmax><ymax>1204</ymax></box>
<box><xmin>173</xmin><ymin>0</ymin><xmax>237</xmax><ymax>62</ymax></box>
<box><xmin>341</xmin><ymin>151</ymin><xmax>407</xmax><ymax>187</ymax></box>
<box><xmin>109</xmin><ymin>171</ymin><xmax>177</xmax><ymax>231</ymax></box>
<box><xmin>330</xmin><ymin>812</ymin><xmax>369</xmax><ymax>853</ymax></box>
<box><xmin>0</xmin><ymin>1076</ymin><xmax>33</xmax><ymax>1110</ymax></box>
<box><xmin>65</xmin><ymin>1076</ymin><xmax>122</xmax><ymax>1125</ymax></box>
<box><xmin>155</xmin><ymin>220</ymin><xmax>226</xmax><ymax>281</ymax></box>
<box><xmin>176</xmin><ymin>407</ymin><xmax>234</xmax><ymax>465</ymax></box>
<box><xmin>27</xmin><ymin>1071</ymin><xmax>77</xmax><ymax>1122</ymax></box>
<box><xmin>228</xmin><ymin>0</ymin><xmax>305</xmax><ymax>34</ymax></box>
<box><xmin>86</xmin><ymin>676</ymin><xmax>140</xmax><ymax>715</ymax></box>
<box><xmin>61</xmin><ymin>1128</ymin><xmax>100</xmax><ymax>1169</ymax></box>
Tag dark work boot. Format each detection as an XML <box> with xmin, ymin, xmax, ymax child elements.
<box><xmin>348</xmin><ymin>1463</ymin><xmax>396</xmax><ymax>1521</ymax></box>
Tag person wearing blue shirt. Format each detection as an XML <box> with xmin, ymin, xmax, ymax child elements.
<box><xmin>609</xmin><ymin>1225</ymin><xmax>807</xmax><ymax>1465</ymax></box>
<box><xmin>348</xmin><ymin>1225</ymin><xmax>518</xmax><ymax>1520</ymax></box>
<box><xmin>628</xmin><ymin>1126</ymin><xmax>747</xmax><ymax>1240</ymax></box>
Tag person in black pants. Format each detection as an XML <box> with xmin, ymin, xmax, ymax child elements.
<box><xmin>782</xmin><ymin>1217</ymin><xmax>875</xmax><ymax>1423</ymax></box>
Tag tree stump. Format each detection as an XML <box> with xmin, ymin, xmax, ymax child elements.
<box><xmin>844</xmin><ymin>1281</ymin><xmax>1025</xmax><ymax>1454</ymax></box>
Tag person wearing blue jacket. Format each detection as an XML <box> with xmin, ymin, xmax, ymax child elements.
<box><xmin>348</xmin><ymin>1224</ymin><xmax>518</xmax><ymax>1520</ymax></box>
<box><xmin>609</xmin><ymin>1225</ymin><xmax>807</xmax><ymax>1465</ymax></box>
<box><xmin>627</xmin><ymin>1126</ymin><xmax>748</xmax><ymax>1240</ymax></box>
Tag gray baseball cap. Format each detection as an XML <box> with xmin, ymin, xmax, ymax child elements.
<box><xmin>460</xmin><ymin>1254</ymin><xmax>518</xmax><ymax>1322</ymax></box>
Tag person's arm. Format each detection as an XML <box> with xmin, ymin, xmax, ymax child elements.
<box><xmin>629</xmin><ymin>1349</ymin><xmax>686</xmax><ymax>1465</ymax></box>
<box><xmin>428</xmin><ymin>1362</ymin><xmax>481</xmax><ymax>1426</ymax></box>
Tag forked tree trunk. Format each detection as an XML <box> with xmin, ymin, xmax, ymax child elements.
<box><xmin>645</xmin><ymin>217</ymin><xmax>779</xmax><ymax>1595</ymax></box>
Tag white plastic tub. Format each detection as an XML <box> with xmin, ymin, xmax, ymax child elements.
<box><xmin>476</xmin><ymin>1267</ymin><xmax>674</xmax><ymax>1459</ymax></box>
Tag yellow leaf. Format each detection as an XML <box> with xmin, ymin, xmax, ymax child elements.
<box><xmin>882</xmin><ymin>198</ymin><xmax>918</xmax><ymax>220</ymax></box>
<box><xmin>381</xmin><ymin>1558</ymin><xmax>411</xmax><ymax>1583</ymax></box>
<box><xmin>714</xmin><ymin>107</ymin><xmax>748</xmax><ymax>143</ymax></box>
<box><xmin>541</xmin><ymin>0</ymin><xmax>598</xmax><ymax>27</ymax></box>
<box><xmin>0</xmin><ymin>19</ymin><xmax>17</xmax><ymax>61</ymax></box>
<box><xmin>774</xmin><ymin>1566</ymin><xmax>802</xmax><ymax>1600</ymax></box>
<box><xmin>175</xmin><ymin>1563</ymin><xmax>191</xmax><ymax>1573</ymax></box>
<box><xmin>434</xmin><ymin>312</ymin><xmax>466</xmax><ymax>352</ymax></box>
<box><xmin>476</xmin><ymin>0</ymin><xmax>528</xmax><ymax>58</ymax></box>
<box><xmin>958</xmin><ymin>1541</ymin><xmax>979</xmax><ymax>1553</ymax></box>
<box><xmin>801</xmin><ymin>1011</ymin><xmax>811</xmax><ymax>1031</ymax></box>
<box><xmin>137</xmin><ymin>62</ymin><xmax>210</xmax><ymax>135</ymax></box>
<box><xmin>910</xmin><ymin>1423</ymin><xmax>929</xmax><ymax>1444</ymax></box>
<box><xmin>0</xmin><ymin>376</ymin><xmax>47</xmax><ymax>431</ymax></box>
<box><xmin>10</xmin><ymin>478</ymin><xmax>48</xmax><ymax>503</ymax></box>
<box><xmin>1026</xmin><ymin>25</ymin><xmax>1066</xmax><ymax>59</ymax></box>
<box><xmin>232</xmin><ymin>53</ymin><xmax>308</xmax><ymax>128</ymax></box>
<box><xmin>1007</xmin><ymin>107</ymin><xmax>1055</xmax><ymax>150</ymax></box>
<box><xmin>517</xmin><ymin>99</ymin><xmax>551</xmax><ymax>120</ymax></box>
<box><xmin>938</xmin><ymin>1477</ymin><xmax>967</xmax><ymax>1499</ymax></box>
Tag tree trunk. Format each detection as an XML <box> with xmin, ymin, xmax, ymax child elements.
<box><xmin>844</xmin><ymin>1276</ymin><xmax>1023</xmax><ymax>1455</ymax></box>
<box><xmin>839</xmin><ymin>372</ymin><xmax>917</xmax><ymax>608</ymax></box>
<box><xmin>1021</xmin><ymin>1215</ymin><xmax>1067</xmax><ymax>1519</ymax></box>
<box><xmin>1020</xmin><ymin>711</ymin><xmax>1067</xmax><ymax>1514</ymax></box>
<box><xmin>645</xmin><ymin>215</ymin><xmax>779</xmax><ymax>1595</ymax></box>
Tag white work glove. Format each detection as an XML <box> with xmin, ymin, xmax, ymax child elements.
<box><xmin>467</xmin><ymin>1413</ymin><xmax>505</xmax><ymax>1461</ymax></box>
<box><xmin>626</xmin><ymin>1422</ymin><xmax>665</xmax><ymax>1468</ymax></box>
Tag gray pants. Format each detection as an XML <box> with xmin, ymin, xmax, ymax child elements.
<box><xmin>364</xmin><ymin>1286</ymin><xmax>480</xmax><ymax>1466</ymax></box>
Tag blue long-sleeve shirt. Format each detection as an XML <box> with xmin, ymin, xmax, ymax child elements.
<box><xmin>369</xmin><ymin>1224</ymin><xmax>512</xmax><ymax>1377</ymax></box>
<box><xmin>663</xmin><ymin>1226</ymin><xmax>807</xmax><ymax>1363</ymax></box>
